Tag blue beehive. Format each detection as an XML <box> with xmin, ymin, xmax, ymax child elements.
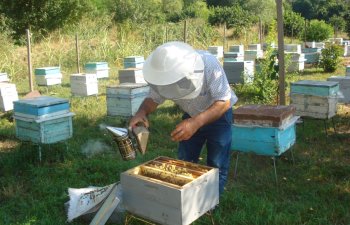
<box><xmin>35</xmin><ymin>67</ymin><xmax>61</xmax><ymax>75</ymax></box>
<box><xmin>302</xmin><ymin>48</ymin><xmax>321</xmax><ymax>64</ymax></box>
<box><xmin>231</xmin><ymin>119</ymin><xmax>297</xmax><ymax>156</ymax></box>
<box><xmin>123</xmin><ymin>56</ymin><xmax>145</xmax><ymax>69</ymax></box>
<box><xmin>106</xmin><ymin>83</ymin><xmax>149</xmax><ymax>117</ymax></box>
<box><xmin>13</xmin><ymin>96</ymin><xmax>74</xmax><ymax>144</ymax></box>
<box><xmin>290</xmin><ymin>80</ymin><xmax>339</xmax><ymax>97</ymax></box>
<box><xmin>14</xmin><ymin>96</ymin><xmax>70</xmax><ymax>118</ymax></box>
<box><xmin>231</xmin><ymin>105</ymin><xmax>297</xmax><ymax>156</ymax></box>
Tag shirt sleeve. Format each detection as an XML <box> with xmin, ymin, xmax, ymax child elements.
<box><xmin>205</xmin><ymin>55</ymin><xmax>232</xmax><ymax>102</ymax></box>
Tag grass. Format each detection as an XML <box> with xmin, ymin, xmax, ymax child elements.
<box><xmin>1</xmin><ymin>31</ymin><xmax>350</xmax><ymax>224</ymax></box>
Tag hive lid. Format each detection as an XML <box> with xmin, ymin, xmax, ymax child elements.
<box><xmin>291</xmin><ymin>80</ymin><xmax>339</xmax><ymax>87</ymax></box>
<box><xmin>14</xmin><ymin>96</ymin><xmax>68</xmax><ymax>107</ymax></box>
<box><xmin>234</xmin><ymin>104</ymin><xmax>296</xmax><ymax>127</ymax></box>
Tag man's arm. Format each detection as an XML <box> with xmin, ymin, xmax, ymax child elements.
<box><xmin>171</xmin><ymin>99</ymin><xmax>231</xmax><ymax>141</ymax></box>
<box><xmin>129</xmin><ymin>98</ymin><xmax>159</xmax><ymax>128</ymax></box>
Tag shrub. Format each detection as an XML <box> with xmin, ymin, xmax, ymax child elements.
<box><xmin>320</xmin><ymin>44</ymin><xmax>342</xmax><ymax>72</ymax></box>
<box><xmin>283</xmin><ymin>10</ymin><xmax>305</xmax><ymax>39</ymax></box>
<box><xmin>305</xmin><ymin>20</ymin><xmax>333</xmax><ymax>42</ymax></box>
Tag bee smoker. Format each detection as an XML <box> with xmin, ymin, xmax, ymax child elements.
<box><xmin>106</xmin><ymin>125</ymin><xmax>149</xmax><ymax>161</ymax></box>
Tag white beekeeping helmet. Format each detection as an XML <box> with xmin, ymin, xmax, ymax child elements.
<box><xmin>143</xmin><ymin>41</ymin><xmax>204</xmax><ymax>100</ymax></box>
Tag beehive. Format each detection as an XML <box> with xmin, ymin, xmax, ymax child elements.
<box><xmin>328</xmin><ymin>37</ymin><xmax>343</xmax><ymax>45</ymax></box>
<box><xmin>284</xmin><ymin>44</ymin><xmax>301</xmax><ymax>54</ymax></box>
<box><xmin>304</xmin><ymin>41</ymin><xmax>316</xmax><ymax>48</ymax></box>
<box><xmin>231</xmin><ymin>105</ymin><xmax>298</xmax><ymax>156</ymax></box>
<box><xmin>35</xmin><ymin>67</ymin><xmax>62</xmax><ymax>86</ymax></box>
<box><xmin>228</xmin><ymin>45</ymin><xmax>244</xmax><ymax>54</ymax></box>
<box><xmin>233</xmin><ymin>105</ymin><xmax>296</xmax><ymax>127</ymax></box>
<box><xmin>290</xmin><ymin>94</ymin><xmax>337</xmax><ymax>119</ymax></box>
<box><xmin>327</xmin><ymin>76</ymin><xmax>350</xmax><ymax>103</ymax></box>
<box><xmin>118</xmin><ymin>68</ymin><xmax>146</xmax><ymax>84</ymax></box>
<box><xmin>207</xmin><ymin>46</ymin><xmax>223</xmax><ymax>59</ymax></box>
<box><xmin>70</xmin><ymin>73</ymin><xmax>98</xmax><ymax>96</ymax></box>
<box><xmin>0</xmin><ymin>72</ymin><xmax>9</xmax><ymax>82</ymax></box>
<box><xmin>123</xmin><ymin>56</ymin><xmax>145</xmax><ymax>69</ymax></box>
<box><xmin>344</xmin><ymin>45</ymin><xmax>350</xmax><ymax>57</ymax></box>
<box><xmin>290</xmin><ymin>80</ymin><xmax>339</xmax><ymax>97</ymax></box>
<box><xmin>315</xmin><ymin>42</ymin><xmax>325</xmax><ymax>49</ymax></box>
<box><xmin>346</xmin><ymin>66</ymin><xmax>350</xmax><ymax>76</ymax></box>
<box><xmin>84</xmin><ymin>62</ymin><xmax>109</xmax><ymax>79</ymax></box>
<box><xmin>244</xmin><ymin>50</ymin><xmax>263</xmax><ymax>61</ymax></box>
<box><xmin>290</xmin><ymin>80</ymin><xmax>339</xmax><ymax>119</ymax></box>
<box><xmin>302</xmin><ymin>48</ymin><xmax>321</xmax><ymax>64</ymax></box>
<box><xmin>106</xmin><ymin>83</ymin><xmax>149</xmax><ymax>117</ymax></box>
<box><xmin>0</xmin><ymin>83</ymin><xmax>18</xmax><ymax>112</ymax></box>
<box><xmin>223</xmin><ymin>52</ymin><xmax>244</xmax><ymax>61</ymax></box>
<box><xmin>286</xmin><ymin>53</ymin><xmax>306</xmax><ymax>72</ymax></box>
<box><xmin>247</xmin><ymin>44</ymin><xmax>261</xmax><ymax>51</ymax></box>
<box><xmin>121</xmin><ymin>156</ymin><xmax>219</xmax><ymax>225</ymax></box>
<box><xmin>14</xmin><ymin>96</ymin><xmax>70</xmax><ymax>119</ymax></box>
<box><xmin>223</xmin><ymin>61</ymin><xmax>254</xmax><ymax>84</ymax></box>
<box><xmin>13</xmin><ymin>96</ymin><xmax>74</xmax><ymax>144</ymax></box>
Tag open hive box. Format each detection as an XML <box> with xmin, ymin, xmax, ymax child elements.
<box><xmin>121</xmin><ymin>156</ymin><xmax>219</xmax><ymax>225</ymax></box>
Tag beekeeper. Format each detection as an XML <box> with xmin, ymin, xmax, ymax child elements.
<box><xmin>129</xmin><ymin>41</ymin><xmax>237</xmax><ymax>195</ymax></box>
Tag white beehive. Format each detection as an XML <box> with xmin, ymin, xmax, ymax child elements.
<box><xmin>0</xmin><ymin>73</ymin><xmax>9</xmax><ymax>82</ymax></box>
<box><xmin>244</xmin><ymin>50</ymin><xmax>263</xmax><ymax>61</ymax></box>
<box><xmin>286</xmin><ymin>53</ymin><xmax>306</xmax><ymax>72</ymax></box>
<box><xmin>328</xmin><ymin>38</ymin><xmax>343</xmax><ymax>45</ymax></box>
<box><xmin>223</xmin><ymin>61</ymin><xmax>254</xmax><ymax>84</ymax></box>
<box><xmin>284</xmin><ymin>44</ymin><xmax>302</xmax><ymax>54</ymax></box>
<box><xmin>121</xmin><ymin>156</ymin><xmax>219</xmax><ymax>225</ymax></box>
<box><xmin>344</xmin><ymin>45</ymin><xmax>350</xmax><ymax>57</ymax></box>
<box><xmin>84</xmin><ymin>62</ymin><xmax>109</xmax><ymax>79</ymax></box>
<box><xmin>70</xmin><ymin>73</ymin><xmax>98</xmax><ymax>96</ymax></box>
<box><xmin>315</xmin><ymin>42</ymin><xmax>325</xmax><ymax>49</ymax></box>
<box><xmin>118</xmin><ymin>68</ymin><xmax>146</xmax><ymax>84</ymax></box>
<box><xmin>290</xmin><ymin>94</ymin><xmax>337</xmax><ymax>119</ymax></box>
<box><xmin>327</xmin><ymin>76</ymin><xmax>350</xmax><ymax>103</ymax></box>
<box><xmin>36</xmin><ymin>74</ymin><xmax>62</xmax><ymax>86</ymax></box>
<box><xmin>0</xmin><ymin>83</ymin><xmax>18</xmax><ymax>112</ymax></box>
<box><xmin>35</xmin><ymin>67</ymin><xmax>62</xmax><ymax>86</ymax></box>
<box><xmin>207</xmin><ymin>46</ymin><xmax>223</xmax><ymax>59</ymax></box>
<box><xmin>304</xmin><ymin>42</ymin><xmax>315</xmax><ymax>48</ymax></box>
<box><xmin>228</xmin><ymin>45</ymin><xmax>244</xmax><ymax>54</ymax></box>
<box><xmin>247</xmin><ymin>44</ymin><xmax>261</xmax><ymax>51</ymax></box>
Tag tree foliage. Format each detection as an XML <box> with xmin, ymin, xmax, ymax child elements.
<box><xmin>208</xmin><ymin>6</ymin><xmax>255</xmax><ymax>30</ymax></box>
<box><xmin>0</xmin><ymin>0</ymin><xmax>88</xmax><ymax>41</ymax></box>
<box><xmin>305</xmin><ymin>20</ymin><xmax>333</xmax><ymax>42</ymax></box>
<box><xmin>283</xmin><ymin>10</ymin><xmax>305</xmax><ymax>39</ymax></box>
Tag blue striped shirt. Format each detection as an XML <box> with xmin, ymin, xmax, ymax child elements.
<box><xmin>148</xmin><ymin>50</ymin><xmax>238</xmax><ymax>117</ymax></box>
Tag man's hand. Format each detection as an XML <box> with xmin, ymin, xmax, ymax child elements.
<box><xmin>171</xmin><ymin>118</ymin><xmax>199</xmax><ymax>142</ymax></box>
<box><xmin>129</xmin><ymin>112</ymin><xmax>149</xmax><ymax>129</ymax></box>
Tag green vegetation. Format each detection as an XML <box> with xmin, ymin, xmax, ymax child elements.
<box><xmin>0</xmin><ymin>1</ymin><xmax>350</xmax><ymax>225</ymax></box>
<box><xmin>320</xmin><ymin>44</ymin><xmax>343</xmax><ymax>72</ymax></box>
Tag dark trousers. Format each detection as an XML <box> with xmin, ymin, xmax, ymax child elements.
<box><xmin>178</xmin><ymin>108</ymin><xmax>232</xmax><ymax>195</ymax></box>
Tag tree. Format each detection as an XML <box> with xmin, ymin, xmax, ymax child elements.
<box><xmin>305</xmin><ymin>20</ymin><xmax>333</xmax><ymax>42</ymax></box>
<box><xmin>0</xmin><ymin>0</ymin><xmax>87</xmax><ymax>41</ymax></box>
<box><xmin>329</xmin><ymin>15</ymin><xmax>346</xmax><ymax>37</ymax></box>
<box><xmin>112</xmin><ymin>0</ymin><xmax>165</xmax><ymax>24</ymax></box>
<box><xmin>208</xmin><ymin>6</ymin><xmax>255</xmax><ymax>30</ymax></box>
<box><xmin>283</xmin><ymin>10</ymin><xmax>305</xmax><ymax>39</ymax></box>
